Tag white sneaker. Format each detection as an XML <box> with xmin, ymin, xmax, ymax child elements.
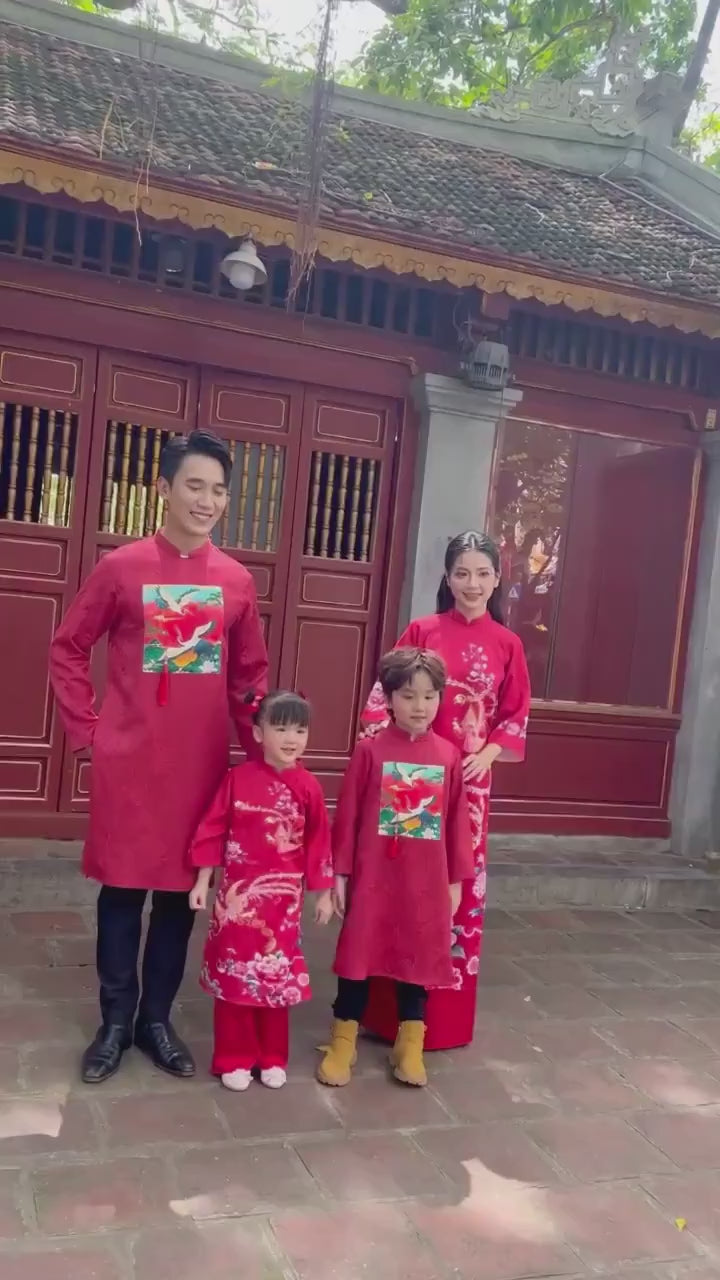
<box><xmin>260</xmin><ymin>1066</ymin><xmax>287</xmax><ymax>1089</ymax></box>
<box><xmin>221</xmin><ymin>1068</ymin><xmax>252</xmax><ymax>1092</ymax></box>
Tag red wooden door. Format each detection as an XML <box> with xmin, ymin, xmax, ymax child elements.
<box><xmin>278</xmin><ymin>386</ymin><xmax>400</xmax><ymax>802</ymax></box>
<box><xmin>196</xmin><ymin>366</ymin><xmax>304</xmax><ymax>685</ymax></box>
<box><xmin>0</xmin><ymin>331</ymin><xmax>97</xmax><ymax>829</ymax></box>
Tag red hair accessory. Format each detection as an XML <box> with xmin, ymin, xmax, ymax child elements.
<box><xmin>244</xmin><ymin>690</ymin><xmax>264</xmax><ymax>711</ymax></box>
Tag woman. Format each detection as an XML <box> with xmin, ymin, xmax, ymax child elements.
<box><xmin>361</xmin><ymin>531</ymin><xmax>530</xmax><ymax>1051</ymax></box>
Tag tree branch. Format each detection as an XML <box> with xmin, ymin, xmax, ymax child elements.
<box><xmin>343</xmin><ymin>0</ymin><xmax>409</xmax><ymax>14</ymax></box>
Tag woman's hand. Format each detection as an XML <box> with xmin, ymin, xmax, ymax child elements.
<box><xmin>333</xmin><ymin>875</ymin><xmax>348</xmax><ymax>919</ymax></box>
<box><xmin>314</xmin><ymin>890</ymin><xmax>334</xmax><ymax>926</ymax></box>
<box><xmin>189</xmin><ymin>869</ymin><xmax>212</xmax><ymax>911</ymax></box>
<box><xmin>463</xmin><ymin>743</ymin><xmax>502</xmax><ymax>783</ymax></box>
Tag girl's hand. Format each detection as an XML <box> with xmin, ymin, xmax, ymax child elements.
<box><xmin>314</xmin><ymin>890</ymin><xmax>333</xmax><ymax>926</ymax></box>
<box><xmin>463</xmin><ymin>744</ymin><xmax>501</xmax><ymax>782</ymax></box>
<box><xmin>333</xmin><ymin>875</ymin><xmax>348</xmax><ymax>919</ymax></box>
<box><xmin>449</xmin><ymin>883</ymin><xmax>462</xmax><ymax>919</ymax></box>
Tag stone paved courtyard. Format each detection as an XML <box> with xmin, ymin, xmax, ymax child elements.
<box><xmin>2</xmin><ymin>901</ymin><xmax>720</xmax><ymax>1278</ymax></box>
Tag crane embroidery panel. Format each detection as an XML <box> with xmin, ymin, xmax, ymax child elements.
<box><xmin>379</xmin><ymin>762</ymin><xmax>445</xmax><ymax>841</ymax></box>
<box><xmin>142</xmin><ymin>584</ymin><xmax>224</xmax><ymax>675</ymax></box>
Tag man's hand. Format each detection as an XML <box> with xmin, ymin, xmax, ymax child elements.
<box><xmin>189</xmin><ymin>869</ymin><xmax>212</xmax><ymax>911</ymax></box>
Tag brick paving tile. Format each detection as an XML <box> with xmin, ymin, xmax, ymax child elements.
<box><xmin>642</xmin><ymin>1172</ymin><xmax>720</xmax><ymax>1251</ymax></box>
<box><xmin>0</xmin><ymin>1004</ymin><xmax>86</xmax><ymax>1047</ymax></box>
<box><xmin>614</xmin><ymin>1059</ymin><xmax>720</xmax><ymax>1108</ymax></box>
<box><xmin>293</xmin><ymin>1131</ymin><xmax>448</xmax><ymax>1201</ymax></box>
<box><xmin>414</xmin><ymin>1121</ymin><xmax>563</xmax><ymax>1186</ymax></box>
<box><xmin>526</xmin><ymin>1115</ymin><xmax>675</xmax><ymax>1180</ymax></box>
<box><xmin>31</xmin><ymin>1156</ymin><xmax>175</xmax><ymax>1235</ymax></box>
<box><xmin>46</xmin><ymin>938</ymin><xmax>96</xmax><ymax>968</ymax></box>
<box><xmin>442</xmin><ymin>1020</ymin><xmax>544</xmax><ymax>1068</ymax></box>
<box><xmin>9</xmin><ymin>911</ymin><xmax>90</xmax><ymax>937</ymax></box>
<box><xmin>595</xmin><ymin>1019</ymin><xmax>711</xmax><ymax>1059</ymax></box>
<box><xmin>0</xmin><ymin>1097</ymin><xmax>98</xmax><ymax>1157</ymax></box>
<box><xmin>597</xmin><ymin>985</ymin><xmax>720</xmax><ymax>1019</ymax></box>
<box><xmin>272</xmin><ymin>1203</ymin><xmax>446</xmax><ymax>1279</ymax></box>
<box><xmin>215</xmin><ymin>1078</ymin><xmax>344</xmax><ymax>1140</ymax></box>
<box><xmin>0</xmin><ymin>1048</ymin><xmax>21</xmax><ymax>1093</ymax></box>
<box><xmin>98</xmin><ymin>1090</ymin><xmax>228</xmax><ymax>1148</ymax></box>
<box><xmin>519</xmin><ymin>1017</ymin><xmax>623</xmax><ymax>1062</ymax></box>
<box><xmin>632</xmin><ymin>1111</ymin><xmax>720</xmax><ymax>1171</ymax></box>
<box><xmin>485</xmin><ymin>929</ymin><xmax>577</xmax><ymax>957</ymax></box>
<box><xmin>404</xmin><ymin>1200</ymin><xmax>580</xmax><ymax>1279</ymax></box>
<box><xmin>547</xmin><ymin>1183</ymin><xmax>702</xmax><ymax>1268</ymax></box>
<box><xmin>428</xmin><ymin>1065</ymin><xmax>555</xmax><ymax>1123</ymax></box>
<box><xmin>321</xmin><ymin>1072</ymin><xmax>452</xmax><ymax>1130</ymax></box>
<box><xmin>172</xmin><ymin>1141</ymin><xmax>322</xmax><ymax>1216</ymax></box>
<box><xmin>494</xmin><ymin>1060</ymin><xmax>643</xmax><ymax>1113</ymax></box>
<box><xmin>131</xmin><ymin>1220</ymin><xmax>287</xmax><ymax>1279</ymax></box>
<box><xmin>0</xmin><ymin>1244</ymin><xmax>124</xmax><ymax>1279</ymax></box>
<box><xmin>0</xmin><ymin>935</ymin><xmax>54</xmax><ymax>968</ymax></box>
<box><xmin>673</xmin><ymin>1016</ymin><xmax>720</xmax><ymax>1053</ymax></box>
<box><xmin>0</xmin><ymin>1168</ymin><xmax>26</xmax><ymax>1239</ymax></box>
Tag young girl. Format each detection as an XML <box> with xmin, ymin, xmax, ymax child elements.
<box><xmin>317</xmin><ymin>648</ymin><xmax>475</xmax><ymax>1090</ymax></box>
<box><xmin>189</xmin><ymin>692</ymin><xmax>333</xmax><ymax>1092</ymax></box>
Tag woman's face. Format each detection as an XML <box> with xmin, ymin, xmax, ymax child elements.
<box><xmin>447</xmin><ymin>550</ymin><xmax>499</xmax><ymax>618</ymax></box>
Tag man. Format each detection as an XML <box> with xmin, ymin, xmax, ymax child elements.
<box><xmin>50</xmin><ymin>429</ymin><xmax>268</xmax><ymax>1084</ymax></box>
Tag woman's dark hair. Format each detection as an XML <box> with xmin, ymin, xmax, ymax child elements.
<box><xmin>378</xmin><ymin>647</ymin><xmax>447</xmax><ymax>697</ymax></box>
<box><xmin>436</xmin><ymin>531</ymin><xmax>504</xmax><ymax>624</ymax></box>
<box><xmin>159</xmin><ymin>429</ymin><xmax>232</xmax><ymax>487</ymax></box>
<box><xmin>253</xmin><ymin>690</ymin><xmax>310</xmax><ymax>729</ymax></box>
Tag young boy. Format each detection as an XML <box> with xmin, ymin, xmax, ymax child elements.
<box><xmin>189</xmin><ymin>692</ymin><xmax>334</xmax><ymax>1091</ymax></box>
<box><xmin>317</xmin><ymin>647</ymin><xmax>475</xmax><ymax>1089</ymax></box>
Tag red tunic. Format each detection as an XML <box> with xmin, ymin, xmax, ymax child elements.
<box><xmin>49</xmin><ymin>533</ymin><xmax>268</xmax><ymax>893</ymax></box>
<box><xmin>361</xmin><ymin>610</ymin><xmax>530</xmax><ymax>1048</ymax></box>
<box><xmin>189</xmin><ymin>761</ymin><xmax>333</xmax><ymax>1008</ymax></box>
<box><xmin>332</xmin><ymin>726</ymin><xmax>474</xmax><ymax>989</ymax></box>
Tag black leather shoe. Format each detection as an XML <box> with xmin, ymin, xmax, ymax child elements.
<box><xmin>134</xmin><ymin>1021</ymin><xmax>195</xmax><ymax>1078</ymax></box>
<box><xmin>81</xmin><ymin>1024</ymin><xmax>131</xmax><ymax>1084</ymax></box>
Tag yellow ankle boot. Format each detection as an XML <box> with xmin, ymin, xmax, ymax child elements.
<box><xmin>316</xmin><ymin>1019</ymin><xmax>359</xmax><ymax>1087</ymax></box>
<box><xmin>390</xmin><ymin>1020</ymin><xmax>427</xmax><ymax>1086</ymax></box>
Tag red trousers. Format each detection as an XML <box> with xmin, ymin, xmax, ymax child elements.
<box><xmin>211</xmin><ymin>999</ymin><xmax>289</xmax><ymax>1073</ymax></box>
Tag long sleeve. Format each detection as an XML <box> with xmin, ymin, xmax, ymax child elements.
<box><xmin>227</xmin><ymin>580</ymin><xmax>268</xmax><ymax>756</ymax></box>
<box><xmin>445</xmin><ymin>754</ymin><xmax>475</xmax><ymax>883</ymax></box>
<box><xmin>48</xmin><ymin>556</ymin><xmax>118</xmax><ymax>752</ymax></box>
<box><xmin>359</xmin><ymin>619</ymin><xmax>424</xmax><ymax>738</ymax></box>
<box><xmin>488</xmin><ymin>635</ymin><xmax>531</xmax><ymax>762</ymax></box>
<box><xmin>332</xmin><ymin>741</ymin><xmax>372</xmax><ymax>876</ymax></box>
<box><xmin>303</xmin><ymin>779</ymin><xmax>333</xmax><ymax>891</ymax></box>
<box><xmin>188</xmin><ymin>771</ymin><xmax>233</xmax><ymax>868</ymax></box>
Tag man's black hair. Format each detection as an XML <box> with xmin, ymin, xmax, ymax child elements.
<box><xmin>159</xmin><ymin>430</ymin><xmax>232</xmax><ymax>487</ymax></box>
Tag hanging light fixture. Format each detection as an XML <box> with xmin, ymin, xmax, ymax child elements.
<box><xmin>220</xmin><ymin>238</ymin><xmax>268</xmax><ymax>293</ymax></box>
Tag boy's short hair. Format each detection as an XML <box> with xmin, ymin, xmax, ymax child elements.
<box><xmin>159</xmin><ymin>429</ymin><xmax>232</xmax><ymax>487</ymax></box>
<box><xmin>378</xmin><ymin>647</ymin><xmax>447</xmax><ymax>697</ymax></box>
<box><xmin>254</xmin><ymin>690</ymin><xmax>310</xmax><ymax>729</ymax></box>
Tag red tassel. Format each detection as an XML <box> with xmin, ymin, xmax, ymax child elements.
<box><xmin>157</xmin><ymin>661</ymin><xmax>169</xmax><ymax>707</ymax></box>
<box><xmin>388</xmin><ymin>834</ymin><xmax>400</xmax><ymax>859</ymax></box>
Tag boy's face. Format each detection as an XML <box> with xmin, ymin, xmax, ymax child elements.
<box><xmin>253</xmin><ymin>719</ymin><xmax>309</xmax><ymax>770</ymax></box>
<box><xmin>158</xmin><ymin>453</ymin><xmax>228</xmax><ymax>541</ymax></box>
<box><xmin>388</xmin><ymin>670</ymin><xmax>441</xmax><ymax>735</ymax></box>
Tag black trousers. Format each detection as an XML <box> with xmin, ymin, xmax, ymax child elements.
<box><xmin>333</xmin><ymin>977</ymin><xmax>427</xmax><ymax>1024</ymax></box>
<box><xmin>97</xmin><ymin>886</ymin><xmax>196</xmax><ymax>1029</ymax></box>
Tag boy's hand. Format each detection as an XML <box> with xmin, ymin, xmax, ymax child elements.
<box><xmin>189</xmin><ymin>880</ymin><xmax>209</xmax><ymax>911</ymax></box>
<box><xmin>333</xmin><ymin>875</ymin><xmax>348</xmax><ymax>919</ymax></box>
<box><xmin>314</xmin><ymin>890</ymin><xmax>333</xmax><ymax>926</ymax></box>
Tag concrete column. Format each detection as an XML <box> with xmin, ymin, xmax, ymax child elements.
<box><xmin>400</xmin><ymin>373</ymin><xmax>523</xmax><ymax>622</ymax></box>
<box><xmin>671</xmin><ymin>434</ymin><xmax>720</xmax><ymax>859</ymax></box>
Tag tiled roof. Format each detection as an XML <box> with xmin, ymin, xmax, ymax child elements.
<box><xmin>1</xmin><ymin>17</ymin><xmax>720</xmax><ymax>305</ymax></box>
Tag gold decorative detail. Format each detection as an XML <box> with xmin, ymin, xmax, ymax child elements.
<box><xmin>1</xmin><ymin>148</ymin><xmax>719</xmax><ymax>338</ymax></box>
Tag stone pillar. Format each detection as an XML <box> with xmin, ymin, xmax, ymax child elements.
<box><xmin>670</xmin><ymin>434</ymin><xmax>720</xmax><ymax>859</ymax></box>
<box><xmin>400</xmin><ymin>373</ymin><xmax>523</xmax><ymax>623</ymax></box>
